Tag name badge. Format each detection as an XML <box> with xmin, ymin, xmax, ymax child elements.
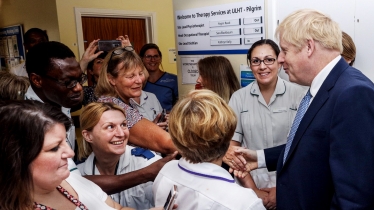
<box><xmin>273</xmin><ymin>107</ymin><xmax>287</xmax><ymax>113</ymax></box>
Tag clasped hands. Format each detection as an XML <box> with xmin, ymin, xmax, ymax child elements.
<box><xmin>223</xmin><ymin>145</ymin><xmax>258</xmax><ymax>178</ymax></box>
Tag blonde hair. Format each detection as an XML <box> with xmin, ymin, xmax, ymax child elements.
<box><xmin>78</xmin><ymin>102</ymin><xmax>126</xmax><ymax>160</ymax></box>
<box><xmin>276</xmin><ymin>9</ymin><xmax>343</xmax><ymax>53</ymax></box>
<box><xmin>197</xmin><ymin>56</ymin><xmax>240</xmax><ymax>103</ymax></box>
<box><xmin>95</xmin><ymin>48</ymin><xmax>146</xmax><ymax>98</ymax></box>
<box><xmin>342</xmin><ymin>31</ymin><xmax>356</xmax><ymax>66</ymax></box>
<box><xmin>0</xmin><ymin>71</ymin><xmax>30</xmax><ymax>100</ymax></box>
<box><xmin>142</xmin><ymin>68</ymin><xmax>149</xmax><ymax>88</ymax></box>
<box><xmin>168</xmin><ymin>89</ymin><xmax>237</xmax><ymax>163</ymax></box>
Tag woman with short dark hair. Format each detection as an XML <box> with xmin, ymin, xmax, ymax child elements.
<box><xmin>139</xmin><ymin>43</ymin><xmax>178</xmax><ymax>111</ymax></box>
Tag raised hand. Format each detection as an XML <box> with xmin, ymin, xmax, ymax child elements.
<box><xmin>116</xmin><ymin>35</ymin><xmax>132</xmax><ymax>47</ymax></box>
<box><xmin>80</xmin><ymin>39</ymin><xmax>103</xmax><ymax>72</ymax></box>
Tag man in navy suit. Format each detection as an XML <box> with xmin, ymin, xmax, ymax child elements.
<box><xmin>230</xmin><ymin>9</ymin><xmax>374</xmax><ymax>209</ymax></box>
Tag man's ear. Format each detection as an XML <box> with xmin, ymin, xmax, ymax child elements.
<box><xmin>82</xmin><ymin>130</ymin><xmax>94</xmax><ymax>143</ymax></box>
<box><xmin>29</xmin><ymin>73</ymin><xmax>43</xmax><ymax>88</ymax></box>
<box><xmin>306</xmin><ymin>39</ymin><xmax>315</xmax><ymax>57</ymax></box>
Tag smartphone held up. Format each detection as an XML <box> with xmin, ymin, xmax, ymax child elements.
<box><xmin>97</xmin><ymin>40</ymin><xmax>121</xmax><ymax>52</ymax></box>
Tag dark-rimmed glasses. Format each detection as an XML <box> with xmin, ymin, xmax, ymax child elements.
<box><xmin>250</xmin><ymin>58</ymin><xmax>276</xmax><ymax>66</ymax></box>
<box><xmin>143</xmin><ymin>54</ymin><xmax>161</xmax><ymax>61</ymax></box>
<box><xmin>109</xmin><ymin>46</ymin><xmax>135</xmax><ymax>62</ymax></box>
<box><xmin>43</xmin><ymin>73</ymin><xmax>87</xmax><ymax>89</ymax></box>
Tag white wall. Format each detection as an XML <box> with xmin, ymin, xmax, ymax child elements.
<box><xmin>271</xmin><ymin>0</ymin><xmax>374</xmax><ymax>81</ymax></box>
<box><xmin>354</xmin><ymin>0</ymin><xmax>374</xmax><ymax>80</ymax></box>
<box><xmin>0</xmin><ymin>0</ymin><xmax>60</xmax><ymax>42</ymax></box>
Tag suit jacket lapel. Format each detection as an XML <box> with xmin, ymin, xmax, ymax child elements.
<box><xmin>281</xmin><ymin>58</ymin><xmax>349</xmax><ymax>169</ymax></box>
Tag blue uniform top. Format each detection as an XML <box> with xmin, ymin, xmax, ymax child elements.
<box><xmin>144</xmin><ymin>72</ymin><xmax>178</xmax><ymax>110</ymax></box>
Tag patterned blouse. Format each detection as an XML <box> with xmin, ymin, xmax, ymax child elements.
<box><xmin>83</xmin><ymin>85</ymin><xmax>97</xmax><ymax>106</ymax></box>
<box><xmin>97</xmin><ymin>95</ymin><xmax>143</xmax><ymax>129</ymax></box>
<box><xmin>34</xmin><ymin>185</ymin><xmax>88</xmax><ymax>210</ymax></box>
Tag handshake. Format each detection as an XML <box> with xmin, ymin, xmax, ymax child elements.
<box><xmin>223</xmin><ymin>146</ymin><xmax>259</xmax><ymax>178</ymax></box>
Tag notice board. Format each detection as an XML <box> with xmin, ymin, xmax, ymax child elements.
<box><xmin>0</xmin><ymin>25</ymin><xmax>25</xmax><ymax>71</ymax></box>
<box><xmin>175</xmin><ymin>0</ymin><xmax>265</xmax><ymax>55</ymax></box>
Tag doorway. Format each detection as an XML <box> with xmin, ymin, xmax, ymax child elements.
<box><xmin>81</xmin><ymin>16</ymin><xmax>147</xmax><ymax>53</ymax></box>
<box><xmin>74</xmin><ymin>7</ymin><xmax>156</xmax><ymax>60</ymax></box>
<box><xmin>81</xmin><ymin>16</ymin><xmax>147</xmax><ymax>86</ymax></box>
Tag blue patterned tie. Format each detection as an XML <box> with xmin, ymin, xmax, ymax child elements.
<box><xmin>283</xmin><ymin>89</ymin><xmax>312</xmax><ymax>164</ymax></box>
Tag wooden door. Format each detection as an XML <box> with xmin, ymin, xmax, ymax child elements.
<box><xmin>82</xmin><ymin>17</ymin><xmax>147</xmax><ymax>85</ymax></box>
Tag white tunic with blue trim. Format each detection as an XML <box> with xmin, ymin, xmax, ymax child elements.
<box><xmin>153</xmin><ymin>158</ymin><xmax>265</xmax><ymax>210</ymax></box>
<box><xmin>77</xmin><ymin>145</ymin><xmax>161</xmax><ymax>209</ymax></box>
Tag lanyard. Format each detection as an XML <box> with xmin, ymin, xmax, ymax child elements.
<box><xmin>178</xmin><ymin>163</ymin><xmax>235</xmax><ymax>183</ymax></box>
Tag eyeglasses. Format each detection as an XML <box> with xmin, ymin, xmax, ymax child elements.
<box><xmin>143</xmin><ymin>54</ymin><xmax>161</xmax><ymax>61</ymax></box>
<box><xmin>109</xmin><ymin>46</ymin><xmax>135</xmax><ymax>62</ymax></box>
<box><xmin>250</xmin><ymin>58</ymin><xmax>276</xmax><ymax>66</ymax></box>
<box><xmin>43</xmin><ymin>73</ymin><xmax>87</xmax><ymax>89</ymax></box>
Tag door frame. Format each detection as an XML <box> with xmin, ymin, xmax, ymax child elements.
<box><xmin>74</xmin><ymin>7</ymin><xmax>157</xmax><ymax>58</ymax></box>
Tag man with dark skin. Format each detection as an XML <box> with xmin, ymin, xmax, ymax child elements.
<box><xmin>25</xmin><ymin>41</ymin><xmax>177</xmax><ymax>194</ymax></box>
<box><xmin>23</xmin><ymin>28</ymin><xmax>49</xmax><ymax>51</ymax></box>
<box><xmin>10</xmin><ymin>28</ymin><xmax>49</xmax><ymax>77</ymax></box>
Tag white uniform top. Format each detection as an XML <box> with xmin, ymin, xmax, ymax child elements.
<box><xmin>65</xmin><ymin>171</ymin><xmax>116</xmax><ymax>210</ymax></box>
<box><xmin>228</xmin><ymin>77</ymin><xmax>306</xmax><ymax>188</ymax></box>
<box><xmin>153</xmin><ymin>158</ymin><xmax>265</xmax><ymax>210</ymax></box>
<box><xmin>130</xmin><ymin>90</ymin><xmax>163</xmax><ymax>121</ymax></box>
<box><xmin>25</xmin><ymin>86</ymin><xmax>80</xmax><ymax>175</ymax></box>
<box><xmin>77</xmin><ymin>145</ymin><xmax>161</xmax><ymax>209</ymax></box>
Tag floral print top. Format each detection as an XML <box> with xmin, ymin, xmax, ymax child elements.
<box><xmin>34</xmin><ymin>185</ymin><xmax>88</xmax><ymax>210</ymax></box>
<box><xmin>97</xmin><ymin>95</ymin><xmax>143</xmax><ymax>129</ymax></box>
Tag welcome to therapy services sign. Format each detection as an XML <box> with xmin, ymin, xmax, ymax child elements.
<box><xmin>175</xmin><ymin>0</ymin><xmax>265</xmax><ymax>55</ymax></box>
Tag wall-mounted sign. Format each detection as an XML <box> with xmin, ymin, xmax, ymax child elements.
<box><xmin>240</xmin><ymin>64</ymin><xmax>255</xmax><ymax>87</ymax></box>
<box><xmin>0</xmin><ymin>25</ymin><xmax>25</xmax><ymax>71</ymax></box>
<box><xmin>168</xmin><ymin>48</ymin><xmax>176</xmax><ymax>63</ymax></box>
<box><xmin>181</xmin><ymin>56</ymin><xmax>204</xmax><ymax>84</ymax></box>
<box><xmin>175</xmin><ymin>0</ymin><xmax>265</xmax><ymax>55</ymax></box>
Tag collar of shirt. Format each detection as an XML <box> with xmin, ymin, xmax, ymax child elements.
<box><xmin>178</xmin><ymin>158</ymin><xmax>235</xmax><ymax>183</ymax></box>
<box><xmin>250</xmin><ymin>76</ymin><xmax>286</xmax><ymax>96</ymax></box>
<box><xmin>130</xmin><ymin>91</ymin><xmax>148</xmax><ymax>107</ymax></box>
<box><xmin>25</xmin><ymin>86</ymin><xmax>71</xmax><ymax>117</ymax></box>
<box><xmin>309</xmin><ymin>55</ymin><xmax>341</xmax><ymax>101</ymax></box>
<box><xmin>25</xmin><ymin>86</ymin><xmax>42</xmax><ymax>102</ymax></box>
<box><xmin>81</xmin><ymin>146</ymin><xmax>131</xmax><ymax>175</ymax></box>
